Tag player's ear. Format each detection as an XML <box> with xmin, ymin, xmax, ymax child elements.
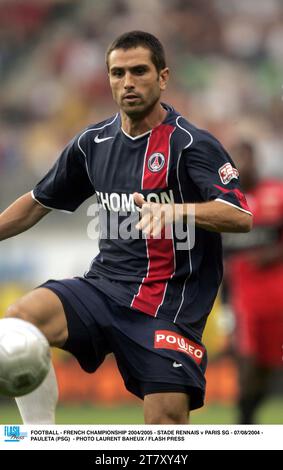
<box><xmin>159</xmin><ymin>67</ymin><xmax>169</xmax><ymax>91</ymax></box>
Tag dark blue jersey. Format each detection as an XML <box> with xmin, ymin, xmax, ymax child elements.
<box><xmin>32</xmin><ymin>104</ymin><xmax>251</xmax><ymax>339</ymax></box>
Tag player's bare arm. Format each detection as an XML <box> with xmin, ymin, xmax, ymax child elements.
<box><xmin>134</xmin><ymin>192</ymin><xmax>252</xmax><ymax>237</ymax></box>
<box><xmin>183</xmin><ymin>200</ymin><xmax>252</xmax><ymax>233</ymax></box>
<box><xmin>0</xmin><ymin>191</ymin><xmax>51</xmax><ymax>241</ymax></box>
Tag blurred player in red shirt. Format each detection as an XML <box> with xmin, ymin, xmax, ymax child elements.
<box><xmin>224</xmin><ymin>141</ymin><xmax>283</xmax><ymax>424</ymax></box>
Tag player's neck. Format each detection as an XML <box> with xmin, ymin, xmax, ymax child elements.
<box><xmin>121</xmin><ymin>103</ymin><xmax>167</xmax><ymax>137</ymax></box>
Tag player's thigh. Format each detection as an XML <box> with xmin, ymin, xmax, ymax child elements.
<box><xmin>144</xmin><ymin>392</ymin><xmax>190</xmax><ymax>424</ymax></box>
<box><xmin>4</xmin><ymin>287</ymin><xmax>68</xmax><ymax>347</ymax></box>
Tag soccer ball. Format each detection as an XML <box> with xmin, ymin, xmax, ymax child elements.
<box><xmin>0</xmin><ymin>318</ymin><xmax>50</xmax><ymax>397</ymax></box>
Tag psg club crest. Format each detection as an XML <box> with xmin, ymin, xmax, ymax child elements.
<box><xmin>148</xmin><ymin>153</ymin><xmax>165</xmax><ymax>172</ymax></box>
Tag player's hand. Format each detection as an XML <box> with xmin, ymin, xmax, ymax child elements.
<box><xmin>133</xmin><ymin>192</ymin><xmax>175</xmax><ymax>238</ymax></box>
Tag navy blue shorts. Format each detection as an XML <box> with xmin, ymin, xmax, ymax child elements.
<box><xmin>40</xmin><ymin>277</ymin><xmax>207</xmax><ymax>410</ymax></box>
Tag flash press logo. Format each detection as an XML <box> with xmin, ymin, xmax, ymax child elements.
<box><xmin>4</xmin><ymin>425</ymin><xmax>28</xmax><ymax>442</ymax></box>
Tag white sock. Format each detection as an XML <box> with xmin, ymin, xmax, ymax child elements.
<box><xmin>15</xmin><ymin>362</ymin><xmax>58</xmax><ymax>424</ymax></box>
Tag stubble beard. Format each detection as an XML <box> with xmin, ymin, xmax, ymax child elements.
<box><xmin>121</xmin><ymin>95</ymin><xmax>160</xmax><ymax>121</ymax></box>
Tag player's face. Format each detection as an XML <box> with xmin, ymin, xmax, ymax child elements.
<box><xmin>108</xmin><ymin>47</ymin><xmax>169</xmax><ymax>118</ymax></box>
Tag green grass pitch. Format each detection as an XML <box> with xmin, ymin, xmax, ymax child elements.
<box><xmin>0</xmin><ymin>398</ymin><xmax>282</xmax><ymax>424</ymax></box>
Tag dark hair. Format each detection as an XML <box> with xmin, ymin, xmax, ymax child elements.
<box><xmin>106</xmin><ymin>30</ymin><xmax>166</xmax><ymax>72</ymax></box>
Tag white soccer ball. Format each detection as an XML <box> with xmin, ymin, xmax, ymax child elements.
<box><xmin>0</xmin><ymin>318</ymin><xmax>50</xmax><ymax>397</ymax></box>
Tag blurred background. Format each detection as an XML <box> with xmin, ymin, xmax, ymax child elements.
<box><xmin>0</xmin><ymin>0</ymin><xmax>282</xmax><ymax>424</ymax></box>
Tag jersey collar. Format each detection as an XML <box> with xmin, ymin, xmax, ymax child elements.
<box><xmin>119</xmin><ymin>102</ymin><xmax>173</xmax><ymax>141</ymax></box>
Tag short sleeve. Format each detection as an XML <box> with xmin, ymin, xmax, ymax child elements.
<box><xmin>185</xmin><ymin>137</ymin><xmax>252</xmax><ymax>214</ymax></box>
<box><xmin>32</xmin><ymin>133</ymin><xmax>95</xmax><ymax>212</ymax></box>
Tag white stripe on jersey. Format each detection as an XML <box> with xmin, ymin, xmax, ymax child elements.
<box><xmin>174</xmin><ymin>116</ymin><xmax>194</xmax><ymax>323</ymax></box>
<box><xmin>30</xmin><ymin>190</ymin><xmax>73</xmax><ymax>213</ymax></box>
<box><xmin>77</xmin><ymin>113</ymin><xmax>119</xmax><ymax>186</ymax></box>
<box><xmin>215</xmin><ymin>198</ymin><xmax>253</xmax><ymax>215</ymax></box>
<box><xmin>166</xmin><ymin>127</ymin><xmax>176</xmax><ymax>187</ymax></box>
<box><xmin>155</xmin><ymin>223</ymin><xmax>176</xmax><ymax>317</ymax></box>
<box><xmin>141</xmin><ymin>131</ymin><xmax>152</xmax><ymax>191</ymax></box>
<box><xmin>130</xmin><ymin>133</ymin><xmax>151</xmax><ymax>308</ymax></box>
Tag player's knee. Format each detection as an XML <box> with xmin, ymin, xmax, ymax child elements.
<box><xmin>145</xmin><ymin>406</ymin><xmax>188</xmax><ymax>424</ymax></box>
<box><xmin>144</xmin><ymin>393</ymin><xmax>189</xmax><ymax>424</ymax></box>
<box><xmin>5</xmin><ymin>292</ymin><xmax>68</xmax><ymax>348</ymax></box>
<box><xmin>4</xmin><ymin>302</ymin><xmax>41</xmax><ymax>329</ymax></box>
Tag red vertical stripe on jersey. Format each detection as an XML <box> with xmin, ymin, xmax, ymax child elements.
<box><xmin>132</xmin><ymin>124</ymin><xmax>175</xmax><ymax>316</ymax></box>
<box><xmin>142</xmin><ymin>124</ymin><xmax>175</xmax><ymax>189</ymax></box>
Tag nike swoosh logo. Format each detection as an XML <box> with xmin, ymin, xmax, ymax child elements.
<box><xmin>94</xmin><ymin>135</ymin><xmax>114</xmax><ymax>143</ymax></box>
<box><xmin>173</xmin><ymin>361</ymin><xmax>183</xmax><ymax>368</ymax></box>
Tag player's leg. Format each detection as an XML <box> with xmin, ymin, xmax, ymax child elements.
<box><xmin>4</xmin><ymin>287</ymin><xmax>68</xmax><ymax>424</ymax></box>
<box><xmin>5</xmin><ymin>287</ymin><xmax>68</xmax><ymax>347</ymax></box>
<box><xmin>103</xmin><ymin>303</ymin><xmax>205</xmax><ymax>424</ymax></box>
<box><xmin>237</xmin><ymin>356</ymin><xmax>270</xmax><ymax>424</ymax></box>
<box><xmin>144</xmin><ymin>392</ymin><xmax>189</xmax><ymax>424</ymax></box>
<box><xmin>235</xmin><ymin>307</ymin><xmax>281</xmax><ymax>424</ymax></box>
